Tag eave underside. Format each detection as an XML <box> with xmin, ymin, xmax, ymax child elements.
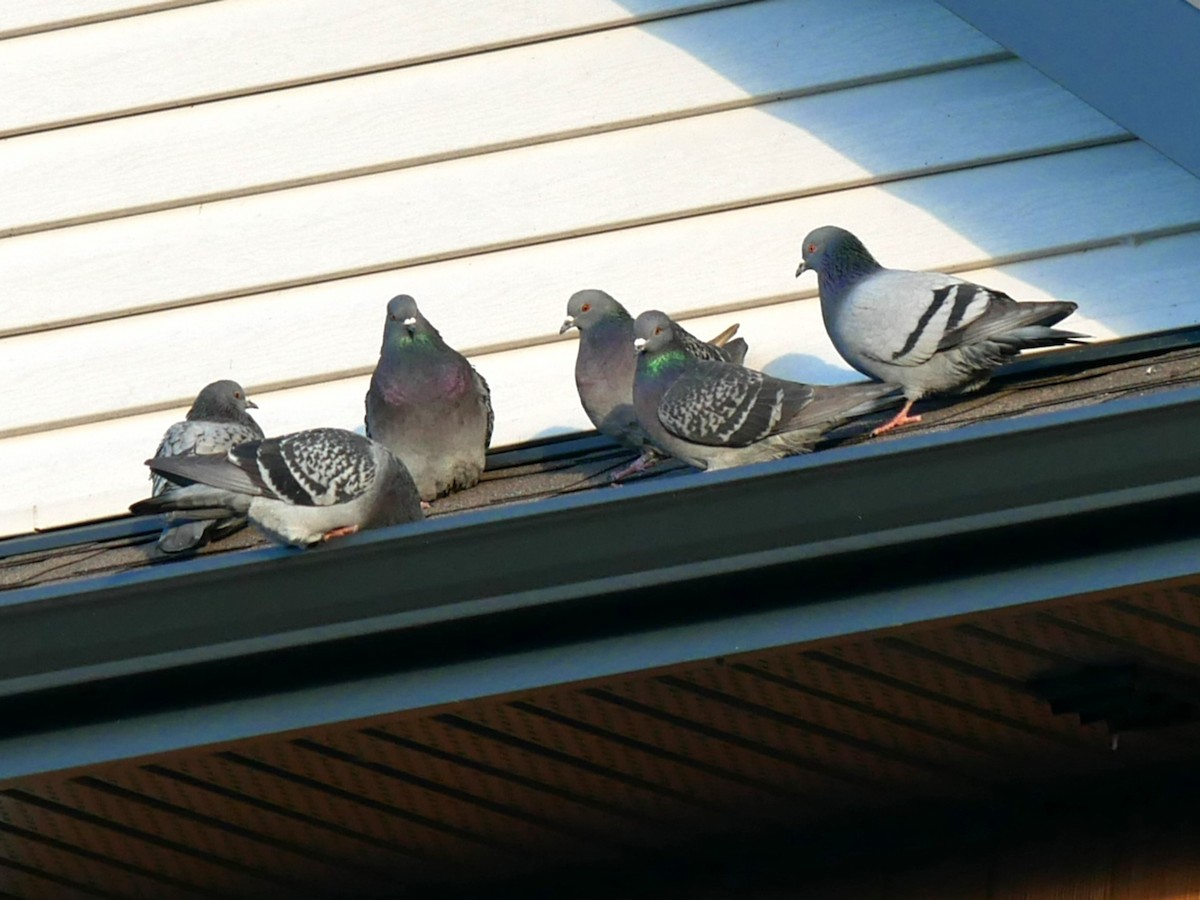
<box><xmin>1</xmin><ymin>573</ymin><xmax>1200</xmax><ymax>897</ymax></box>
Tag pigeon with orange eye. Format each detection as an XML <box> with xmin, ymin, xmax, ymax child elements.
<box><xmin>631</xmin><ymin>310</ymin><xmax>899</xmax><ymax>471</ymax></box>
<box><xmin>141</xmin><ymin>379</ymin><xmax>264</xmax><ymax>554</ymax></box>
<box><xmin>796</xmin><ymin>225</ymin><xmax>1086</xmax><ymax>435</ymax></box>
<box><xmin>561</xmin><ymin>289</ymin><xmax>746</xmax><ymax>480</ymax></box>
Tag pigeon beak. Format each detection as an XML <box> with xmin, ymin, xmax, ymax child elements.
<box><xmin>402</xmin><ymin>317</ymin><xmax>417</xmax><ymax>326</ymax></box>
<box><xmin>559</xmin><ymin>316</ymin><xmax>576</xmax><ymax>335</ymax></box>
<box><xmin>795</xmin><ymin>261</ymin><xmax>809</xmax><ymax>278</ymax></box>
<box><xmin>633</xmin><ymin>337</ymin><xmax>647</xmax><ymax>352</ymax></box>
<box><xmin>245</xmin><ymin>399</ymin><xmax>259</xmax><ymax>410</ymax></box>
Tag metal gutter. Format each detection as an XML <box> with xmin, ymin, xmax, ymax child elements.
<box><xmin>0</xmin><ymin>383</ymin><xmax>1198</xmax><ymax>779</ymax></box>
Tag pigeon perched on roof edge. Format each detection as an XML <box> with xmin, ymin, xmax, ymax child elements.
<box><xmin>132</xmin><ymin>428</ymin><xmax>423</xmax><ymax>548</ymax></box>
<box><xmin>561</xmin><ymin>288</ymin><xmax>747</xmax><ymax>480</ymax></box>
<box><xmin>632</xmin><ymin>309</ymin><xmax>899</xmax><ymax>471</ymax></box>
<box><xmin>365</xmin><ymin>294</ymin><xmax>493</xmax><ymax>502</ymax></box>
<box><xmin>796</xmin><ymin>225</ymin><xmax>1087</xmax><ymax>435</ymax></box>
<box><xmin>146</xmin><ymin>379</ymin><xmax>263</xmax><ymax>554</ymax></box>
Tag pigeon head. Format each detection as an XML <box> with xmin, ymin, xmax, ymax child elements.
<box><xmin>383</xmin><ymin>294</ymin><xmax>441</xmax><ymax>345</ymax></box>
<box><xmin>795</xmin><ymin>225</ymin><xmax>881</xmax><ymax>286</ymax></box>
<box><xmin>632</xmin><ymin>310</ymin><xmax>681</xmax><ymax>355</ymax></box>
<box><xmin>560</xmin><ymin>289</ymin><xmax>630</xmax><ymax>335</ymax></box>
<box><xmin>186</xmin><ymin>379</ymin><xmax>258</xmax><ymax>422</ymax></box>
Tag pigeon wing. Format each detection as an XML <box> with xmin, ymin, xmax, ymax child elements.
<box><xmin>657</xmin><ymin>362</ymin><xmax>815</xmax><ymax>447</ymax></box>
<box><xmin>471</xmin><ymin>366</ymin><xmax>494</xmax><ymax>449</ymax></box>
<box><xmin>148</xmin><ymin>450</ymin><xmax>266</xmax><ymax>498</ymax></box>
<box><xmin>850</xmin><ymin>270</ymin><xmax>997</xmax><ymax>368</ymax></box>
<box><xmin>246</xmin><ymin>429</ymin><xmax>379</xmax><ymax>507</ymax></box>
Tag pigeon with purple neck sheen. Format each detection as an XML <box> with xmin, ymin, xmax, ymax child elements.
<box><xmin>132</xmin><ymin>428</ymin><xmax>422</xmax><ymax>548</ymax></box>
<box><xmin>365</xmin><ymin>294</ymin><xmax>493</xmax><ymax>502</ymax></box>
<box><xmin>632</xmin><ymin>310</ymin><xmax>899</xmax><ymax>471</ymax></box>
<box><xmin>796</xmin><ymin>225</ymin><xmax>1086</xmax><ymax>434</ymax></box>
<box><xmin>560</xmin><ymin>289</ymin><xmax>747</xmax><ymax>479</ymax></box>
<box><xmin>146</xmin><ymin>379</ymin><xmax>263</xmax><ymax>553</ymax></box>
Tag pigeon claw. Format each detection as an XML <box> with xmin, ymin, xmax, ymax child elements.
<box><xmin>871</xmin><ymin>401</ymin><xmax>922</xmax><ymax>436</ymax></box>
<box><xmin>322</xmin><ymin>524</ymin><xmax>361</xmax><ymax>541</ymax></box>
<box><xmin>609</xmin><ymin>450</ymin><xmax>659</xmax><ymax>483</ymax></box>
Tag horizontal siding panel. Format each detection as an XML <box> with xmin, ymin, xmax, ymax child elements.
<box><xmin>2</xmin><ymin>225</ymin><xmax>1198</xmax><ymax>537</ymax></box>
<box><xmin>0</xmin><ymin>60</ymin><xmax>1125</xmax><ymax>336</ymax></box>
<box><xmin>4</xmin><ymin>140</ymin><xmax>1199</xmax><ymax>439</ymax></box>
<box><xmin>0</xmin><ymin>0</ymin><xmax>727</xmax><ymax>136</ymax></box>
<box><xmin>0</xmin><ymin>0</ymin><xmax>1007</xmax><ymax>236</ymax></box>
<box><xmin>0</xmin><ymin>1</ymin><xmax>207</xmax><ymax>39</ymax></box>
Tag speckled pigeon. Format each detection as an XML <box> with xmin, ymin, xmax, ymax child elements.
<box><xmin>560</xmin><ymin>289</ymin><xmax>747</xmax><ymax>479</ymax></box>
<box><xmin>132</xmin><ymin>428</ymin><xmax>423</xmax><ymax>548</ymax></box>
<box><xmin>146</xmin><ymin>379</ymin><xmax>263</xmax><ymax>553</ymax></box>
<box><xmin>632</xmin><ymin>310</ymin><xmax>899</xmax><ymax>471</ymax></box>
<box><xmin>796</xmin><ymin>225</ymin><xmax>1087</xmax><ymax>434</ymax></box>
<box><xmin>365</xmin><ymin>295</ymin><xmax>493</xmax><ymax>502</ymax></box>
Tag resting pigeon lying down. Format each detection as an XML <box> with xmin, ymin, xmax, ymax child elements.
<box><xmin>796</xmin><ymin>225</ymin><xmax>1087</xmax><ymax>435</ymax></box>
<box><xmin>632</xmin><ymin>310</ymin><xmax>899</xmax><ymax>471</ymax></box>
<box><xmin>560</xmin><ymin>288</ymin><xmax>747</xmax><ymax>480</ymax></box>
<box><xmin>148</xmin><ymin>379</ymin><xmax>263</xmax><ymax>553</ymax></box>
<box><xmin>365</xmin><ymin>294</ymin><xmax>493</xmax><ymax>503</ymax></box>
<box><xmin>131</xmin><ymin>428</ymin><xmax>423</xmax><ymax>548</ymax></box>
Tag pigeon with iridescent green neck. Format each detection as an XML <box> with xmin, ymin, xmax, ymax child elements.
<box><xmin>145</xmin><ymin>379</ymin><xmax>263</xmax><ymax>553</ymax></box>
<box><xmin>365</xmin><ymin>294</ymin><xmax>493</xmax><ymax>502</ymax></box>
<box><xmin>632</xmin><ymin>310</ymin><xmax>898</xmax><ymax>471</ymax></box>
<box><xmin>560</xmin><ymin>289</ymin><xmax>746</xmax><ymax>479</ymax></box>
<box><xmin>796</xmin><ymin>225</ymin><xmax>1086</xmax><ymax>434</ymax></box>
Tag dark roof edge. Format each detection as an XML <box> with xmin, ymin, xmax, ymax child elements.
<box><xmin>5</xmin><ymin>322</ymin><xmax>1200</xmax><ymax>559</ymax></box>
<box><xmin>0</xmin><ymin>384</ymin><xmax>1198</xmax><ymax>780</ymax></box>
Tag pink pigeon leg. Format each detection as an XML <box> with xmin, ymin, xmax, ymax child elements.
<box><xmin>322</xmin><ymin>524</ymin><xmax>361</xmax><ymax>541</ymax></box>
<box><xmin>871</xmin><ymin>399</ymin><xmax>923</xmax><ymax>436</ymax></box>
<box><xmin>610</xmin><ymin>450</ymin><xmax>659</xmax><ymax>483</ymax></box>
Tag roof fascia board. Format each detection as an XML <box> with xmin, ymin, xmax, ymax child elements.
<box><xmin>0</xmin><ymin>388</ymin><xmax>1197</xmax><ymax>782</ymax></box>
<box><xmin>3</xmin><ymin>386</ymin><xmax>1200</xmax><ymax>694</ymax></box>
<box><xmin>0</xmin><ymin>532</ymin><xmax>1197</xmax><ymax>782</ymax></box>
<box><xmin>934</xmin><ymin>0</ymin><xmax>1200</xmax><ymax>180</ymax></box>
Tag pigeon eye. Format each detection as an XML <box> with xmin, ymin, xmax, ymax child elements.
<box><xmin>234</xmin><ymin>392</ymin><xmax>242</xmax><ymax>400</ymax></box>
<box><xmin>654</xmin><ymin>326</ymin><xmax>662</xmax><ymax>335</ymax></box>
<box><xmin>581</xmin><ymin>303</ymin><xmax>591</xmax><ymax>313</ymax></box>
<box><xmin>807</xmin><ymin>243</ymin><xmax>817</xmax><ymax>254</ymax></box>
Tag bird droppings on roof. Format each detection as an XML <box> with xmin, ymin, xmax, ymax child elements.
<box><xmin>2</xmin><ymin>336</ymin><xmax>1200</xmax><ymax>592</ymax></box>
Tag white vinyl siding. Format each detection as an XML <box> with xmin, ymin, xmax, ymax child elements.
<box><xmin>2</xmin><ymin>0</ymin><xmax>1199</xmax><ymax>536</ymax></box>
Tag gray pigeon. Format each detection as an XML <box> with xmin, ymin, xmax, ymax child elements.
<box><xmin>561</xmin><ymin>288</ymin><xmax>747</xmax><ymax>479</ymax></box>
<box><xmin>796</xmin><ymin>225</ymin><xmax>1086</xmax><ymax>434</ymax></box>
<box><xmin>632</xmin><ymin>310</ymin><xmax>899</xmax><ymax>471</ymax></box>
<box><xmin>131</xmin><ymin>428</ymin><xmax>423</xmax><ymax>548</ymax></box>
<box><xmin>365</xmin><ymin>295</ymin><xmax>493</xmax><ymax>502</ymax></box>
<box><xmin>146</xmin><ymin>379</ymin><xmax>263</xmax><ymax>553</ymax></box>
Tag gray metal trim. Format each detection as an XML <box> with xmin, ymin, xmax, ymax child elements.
<box><xmin>0</xmin><ymin>532</ymin><xmax>1195</xmax><ymax>782</ymax></box>
<box><xmin>0</xmin><ymin>385</ymin><xmax>1199</xmax><ymax>779</ymax></box>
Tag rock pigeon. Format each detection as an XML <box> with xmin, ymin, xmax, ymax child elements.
<box><xmin>131</xmin><ymin>428</ymin><xmax>423</xmax><ymax>548</ymax></box>
<box><xmin>796</xmin><ymin>225</ymin><xmax>1087</xmax><ymax>434</ymax></box>
<box><xmin>146</xmin><ymin>379</ymin><xmax>264</xmax><ymax>553</ymax></box>
<box><xmin>365</xmin><ymin>295</ymin><xmax>493</xmax><ymax>502</ymax></box>
<box><xmin>560</xmin><ymin>288</ymin><xmax>747</xmax><ymax>479</ymax></box>
<box><xmin>632</xmin><ymin>310</ymin><xmax>899</xmax><ymax>471</ymax></box>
